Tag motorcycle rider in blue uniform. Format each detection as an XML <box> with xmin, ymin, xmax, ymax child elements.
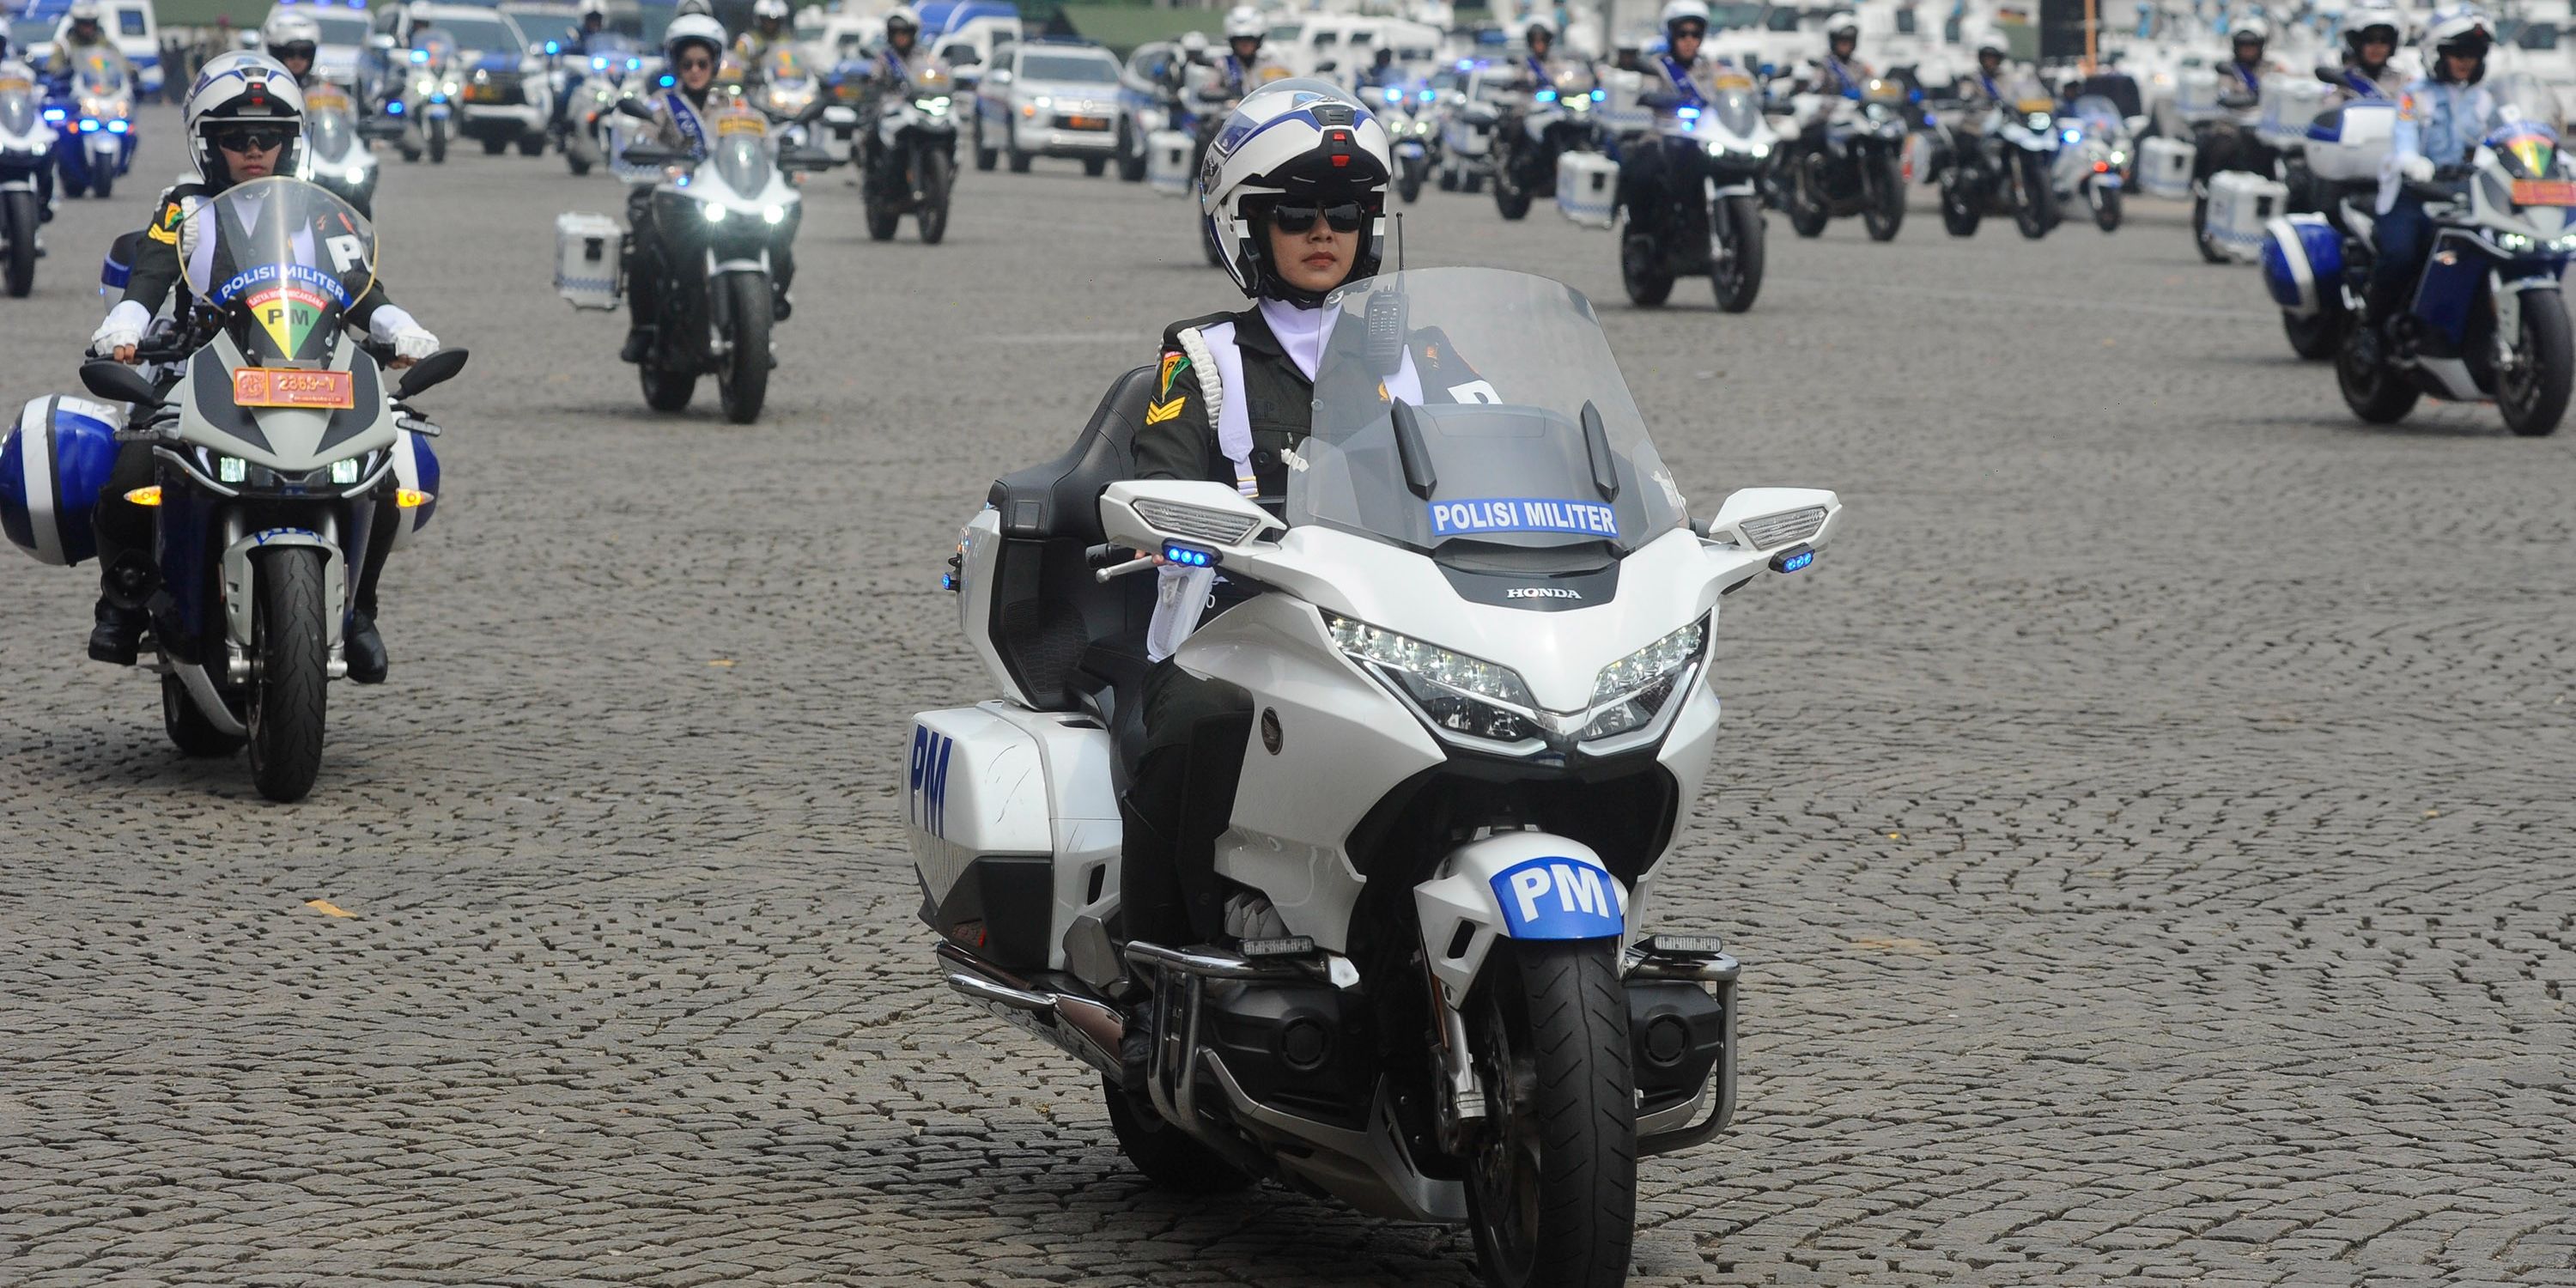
<box><xmin>1619</xmin><ymin>0</ymin><xmax>1738</xmax><ymax>243</ymax></box>
<box><xmin>1814</xmin><ymin>10</ymin><xmax>1871</xmax><ymax>100</ymax></box>
<box><xmin>2366</xmin><ymin>9</ymin><xmax>2499</xmax><ymax>363</ymax></box>
<box><xmin>546</xmin><ymin>0</ymin><xmax>616</xmax><ymax>141</ymax></box>
<box><xmin>2323</xmin><ymin>7</ymin><xmax>2408</xmax><ymax>107</ymax></box>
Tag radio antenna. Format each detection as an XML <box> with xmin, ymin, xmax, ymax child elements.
<box><xmin>1394</xmin><ymin>210</ymin><xmax>1406</xmax><ymax>270</ymax></box>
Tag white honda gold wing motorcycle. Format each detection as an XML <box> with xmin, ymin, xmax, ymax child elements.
<box><xmin>910</xmin><ymin>267</ymin><xmax>1845</xmax><ymax>1288</ymax></box>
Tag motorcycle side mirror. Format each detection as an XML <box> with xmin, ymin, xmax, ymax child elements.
<box><xmin>986</xmin><ymin>68</ymin><xmax>1012</xmax><ymax>87</ymax></box>
<box><xmin>780</xmin><ymin>147</ymin><xmax>835</xmax><ymax>170</ymax></box>
<box><xmin>392</xmin><ymin>348</ymin><xmax>469</xmax><ymax>399</ymax></box>
<box><xmin>622</xmin><ymin>143</ymin><xmax>680</xmax><ymax>167</ymax></box>
<box><xmin>614</xmin><ymin>96</ymin><xmax>655</xmax><ymax>119</ymax></box>
<box><xmin>81</xmin><ymin>361</ymin><xmax>162</xmax><ymax>409</ymax></box>
<box><xmin>369</xmin><ymin>33</ymin><xmax>398</xmax><ymax>51</ymax></box>
<box><xmin>2312</xmin><ymin>64</ymin><xmax>2342</xmax><ymax>85</ymax></box>
<box><xmin>797</xmin><ymin>98</ymin><xmax>828</xmax><ymax>124</ymax></box>
<box><xmin>1698</xmin><ymin>486</ymin><xmax>1843</xmax><ymax>557</ymax></box>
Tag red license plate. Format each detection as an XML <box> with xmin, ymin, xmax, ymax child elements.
<box><xmin>2512</xmin><ymin>179</ymin><xmax>2576</xmax><ymax>206</ymax></box>
<box><xmin>233</xmin><ymin>368</ymin><xmax>356</xmax><ymax>410</ymax></box>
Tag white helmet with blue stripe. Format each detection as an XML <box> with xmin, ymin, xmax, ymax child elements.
<box><xmin>1199</xmin><ymin>78</ymin><xmax>1393</xmax><ymax>301</ymax></box>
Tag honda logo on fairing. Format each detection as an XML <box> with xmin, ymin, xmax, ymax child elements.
<box><xmin>1506</xmin><ymin>586</ymin><xmax>1581</xmax><ymax>600</ymax></box>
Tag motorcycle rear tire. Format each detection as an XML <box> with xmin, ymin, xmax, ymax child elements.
<box><xmin>865</xmin><ymin>193</ymin><xmax>900</xmax><ymax>241</ymax></box>
<box><xmin>2337</xmin><ymin>331</ymin><xmax>2420</xmax><ymax>424</ymax></box>
<box><xmin>1862</xmin><ymin>155</ymin><xmax>1904</xmax><ymax>242</ymax></box>
<box><xmin>1083</xmin><ymin>156</ymin><xmax>1107</xmax><ymax>177</ymax></box>
<box><xmin>1101</xmin><ymin>1074</ymin><xmax>1255</xmax><ymax>1193</ymax></box>
<box><xmin>62</xmin><ymin>173</ymin><xmax>87</xmax><ymax>198</ymax></box>
<box><xmin>3</xmin><ymin>190</ymin><xmax>36</xmax><ymax>298</ymax></box>
<box><xmin>1439</xmin><ymin>166</ymin><xmax>1459</xmax><ymax>192</ymax></box>
<box><xmin>641</xmin><ymin>361</ymin><xmax>696</xmax><ymax>412</ymax></box>
<box><xmin>246</xmin><ymin>547</ymin><xmax>329</xmax><ymax>804</ymax></box>
<box><xmin>2499</xmin><ymin>290</ymin><xmax>2573</xmax><ymax>436</ymax></box>
<box><xmin>2282</xmin><ymin>308</ymin><xmax>2340</xmax><ymax>361</ymax></box>
<box><xmin>1620</xmin><ymin>232</ymin><xmax>1673</xmax><ymax>307</ymax></box>
<box><xmin>567</xmin><ymin>151</ymin><xmax>592</xmax><ymax>176</ymax></box>
<box><xmin>916</xmin><ymin>148</ymin><xmax>951</xmax><ymax>245</ymax></box>
<box><xmin>1712</xmin><ymin>194</ymin><xmax>1764</xmax><ymax>313</ymax></box>
<box><xmin>717</xmin><ymin>274</ymin><xmax>770</xmax><ymax>425</ymax></box>
<box><xmin>2191</xmin><ymin>193</ymin><xmax>2228</xmax><ymax>264</ymax></box>
<box><xmin>2092</xmin><ymin>184</ymin><xmax>2122</xmax><ymax>233</ymax></box>
<box><xmin>1465</xmin><ymin>939</ymin><xmax>1636</xmax><ymax>1288</ymax></box>
<box><xmin>2014</xmin><ymin>152</ymin><xmax>2052</xmax><ymax>240</ymax></box>
<box><xmin>1007</xmin><ymin>143</ymin><xmax>1031</xmax><ymax>173</ymax></box>
<box><xmin>162</xmin><ymin>674</ymin><xmax>245</xmax><ymax>758</ymax></box>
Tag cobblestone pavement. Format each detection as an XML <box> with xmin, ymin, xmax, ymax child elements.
<box><xmin>3</xmin><ymin>106</ymin><xmax>2572</xmax><ymax>1287</ymax></box>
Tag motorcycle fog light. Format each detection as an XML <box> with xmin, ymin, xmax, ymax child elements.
<box><xmin>1751</xmin><ymin>142</ymin><xmax>1771</xmax><ymax>159</ymax></box>
<box><xmin>329</xmin><ymin>458</ymin><xmax>361</xmax><ymax>485</ymax></box>
<box><xmin>216</xmin><ymin>456</ymin><xmax>248</xmax><ymax>484</ymax></box>
<box><xmin>762</xmin><ymin>204</ymin><xmax>787</xmax><ymax>224</ymax></box>
<box><xmin>2501</xmin><ymin>232</ymin><xmax>2534</xmax><ymax>252</ymax></box>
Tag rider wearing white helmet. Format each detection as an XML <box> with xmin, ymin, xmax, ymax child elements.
<box><xmin>84</xmin><ymin>53</ymin><xmax>437</xmax><ymax>678</ymax></box>
<box><xmin>2364</xmin><ymin>9</ymin><xmax>2498</xmax><ymax>357</ymax></box>
<box><xmin>2221</xmin><ymin>15</ymin><xmax>2278</xmax><ymax>97</ymax></box>
<box><xmin>1816</xmin><ymin>9</ymin><xmax>1871</xmax><ymax>98</ymax></box>
<box><xmin>2326</xmin><ymin>6</ymin><xmax>2408</xmax><ymax>105</ymax></box>
<box><xmin>622</xmin><ymin>14</ymin><xmax>797</xmax><ymax>355</ymax></box>
<box><xmin>1116</xmin><ymin>81</ymin><xmax>1447</xmax><ymax>961</ymax></box>
<box><xmin>1199</xmin><ymin>5</ymin><xmax>1280</xmax><ymax>102</ymax></box>
<box><xmin>259</xmin><ymin>10</ymin><xmax>324</xmax><ymax>85</ymax></box>
<box><xmin>1624</xmin><ymin>0</ymin><xmax>1744</xmax><ymax>240</ymax></box>
<box><xmin>46</xmin><ymin>0</ymin><xmax>131</xmax><ymax>80</ymax></box>
<box><xmin>872</xmin><ymin>5</ymin><xmax>939</xmax><ymax>89</ymax></box>
<box><xmin>734</xmin><ymin>0</ymin><xmax>793</xmax><ymax>74</ymax></box>
<box><xmin>1958</xmin><ymin>26</ymin><xmax>2024</xmax><ymax>107</ymax></box>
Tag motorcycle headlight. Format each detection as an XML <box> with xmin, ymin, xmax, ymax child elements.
<box><xmin>703</xmin><ymin>203</ymin><xmax>729</xmax><ymax>222</ymax></box>
<box><xmin>442</xmin><ymin>80</ymin><xmax>461</xmax><ymax>95</ymax></box>
<box><xmin>216</xmin><ymin>455</ymin><xmax>248</xmax><ymax>484</ymax></box>
<box><xmin>914</xmin><ymin>94</ymin><xmax>950</xmax><ymax>113</ymax></box>
<box><xmin>2497</xmin><ymin>230</ymin><xmax>2536</xmax><ymax>252</ymax></box>
<box><xmin>762</xmin><ymin>204</ymin><xmax>787</xmax><ymax>224</ymax></box>
<box><xmin>1581</xmin><ymin>618</ymin><xmax>1705</xmax><ymax>742</ymax></box>
<box><xmin>347</xmin><ymin>165</ymin><xmax>368</xmax><ymax>183</ymax></box>
<box><xmin>329</xmin><ymin>456</ymin><xmax>363</xmax><ymax>485</ymax></box>
<box><xmin>2026</xmin><ymin>112</ymin><xmax>2051</xmax><ymax>131</ymax></box>
<box><xmin>1326</xmin><ymin>611</ymin><xmax>1541</xmax><ymax>747</ymax></box>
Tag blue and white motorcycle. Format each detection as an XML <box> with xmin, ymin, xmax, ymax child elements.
<box><xmin>0</xmin><ymin>65</ymin><xmax>56</xmax><ymax>296</ymax></box>
<box><xmin>48</xmin><ymin>52</ymin><xmax>133</xmax><ymax>199</ymax></box>
<box><xmin>2267</xmin><ymin>77</ymin><xmax>2575</xmax><ymax>435</ymax></box>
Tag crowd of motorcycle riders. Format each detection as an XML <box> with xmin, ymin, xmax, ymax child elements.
<box><xmin>0</xmin><ymin>0</ymin><xmax>2546</xmax><ymax>723</ymax></box>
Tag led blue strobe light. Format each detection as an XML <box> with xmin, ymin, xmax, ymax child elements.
<box><xmin>1162</xmin><ymin>542</ymin><xmax>1219</xmax><ymax>568</ymax></box>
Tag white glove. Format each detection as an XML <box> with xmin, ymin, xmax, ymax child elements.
<box><xmin>2398</xmin><ymin>153</ymin><xmax>2436</xmax><ymax>183</ymax></box>
<box><xmin>91</xmin><ymin>300</ymin><xmax>151</xmax><ymax>356</ymax></box>
<box><xmin>368</xmin><ymin>305</ymin><xmax>441</xmax><ymax>362</ymax></box>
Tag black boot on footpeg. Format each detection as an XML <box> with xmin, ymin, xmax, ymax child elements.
<box><xmin>87</xmin><ymin>599</ymin><xmax>148</xmax><ymax>665</ymax></box>
<box><xmin>344</xmin><ymin>611</ymin><xmax>389</xmax><ymax>684</ymax></box>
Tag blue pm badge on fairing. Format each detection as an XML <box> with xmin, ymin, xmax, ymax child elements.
<box><xmin>1489</xmin><ymin>856</ymin><xmax>1625</xmax><ymax>939</ymax></box>
<box><xmin>1430</xmin><ymin>498</ymin><xmax>1622</xmax><ymax>540</ymax></box>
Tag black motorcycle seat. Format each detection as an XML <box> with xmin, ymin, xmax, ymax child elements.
<box><xmin>988</xmin><ymin>364</ymin><xmax>1154</xmax><ymax>543</ymax></box>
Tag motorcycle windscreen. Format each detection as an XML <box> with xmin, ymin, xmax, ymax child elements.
<box><xmin>707</xmin><ymin>119</ymin><xmax>773</xmax><ymax>196</ymax></box>
<box><xmin>1703</xmin><ymin>87</ymin><xmax>1762</xmax><ymax>137</ymax></box>
<box><xmin>177</xmin><ymin>177</ymin><xmax>380</xmax><ymax>367</ymax></box>
<box><xmin>76</xmin><ymin>57</ymin><xmax>130</xmax><ymax>100</ymax></box>
<box><xmin>0</xmin><ymin>87</ymin><xmax>36</xmax><ymax>137</ymax></box>
<box><xmin>1294</xmin><ymin>267</ymin><xmax>1691</xmax><ymax>558</ymax></box>
<box><xmin>306</xmin><ymin>110</ymin><xmax>357</xmax><ymax>165</ymax></box>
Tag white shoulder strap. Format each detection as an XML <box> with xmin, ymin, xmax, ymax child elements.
<box><xmin>1176</xmin><ymin>322</ymin><xmax>1258</xmax><ymax>496</ymax></box>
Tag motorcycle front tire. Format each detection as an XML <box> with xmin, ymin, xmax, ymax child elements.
<box><xmin>975</xmin><ymin>117</ymin><xmax>997</xmax><ymax>171</ymax></box>
<box><xmin>2499</xmin><ymin>289</ymin><xmax>2573</xmax><ymax>436</ymax></box>
<box><xmin>1712</xmin><ymin>194</ymin><xmax>1765</xmax><ymax>313</ymax></box>
<box><xmin>1862</xmin><ymin>153</ymin><xmax>1904</xmax><ymax>242</ymax></box>
<box><xmin>3</xmin><ymin>190</ymin><xmax>36</xmax><ymax>298</ymax></box>
<box><xmin>1118</xmin><ymin>124</ymin><xmax>1147</xmax><ymax>182</ymax></box>
<box><xmin>1101</xmin><ymin>1074</ymin><xmax>1255</xmax><ymax>1193</ymax></box>
<box><xmin>1493</xmin><ymin>150</ymin><xmax>1533</xmax><ymax>220</ymax></box>
<box><xmin>1787</xmin><ymin>153</ymin><xmax>1827</xmax><ymax>238</ymax></box>
<box><xmin>428</xmin><ymin>117</ymin><xmax>448</xmax><ymax>164</ymax></box>
<box><xmin>246</xmin><ymin>547</ymin><xmax>329</xmax><ymax>803</ymax></box>
<box><xmin>1464</xmin><ymin>939</ymin><xmax>1637</xmax><ymax>1288</ymax></box>
<box><xmin>2014</xmin><ymin>152</ymin><xmax>2053</xmax><ymax>240</ymax></box>
<box><xmin>2092</xmin><ymin>183</ymin><xmax>2123</xmax><ymax>233</ymax></box>
<box><xmin>1940</xmin><ymin>178</ymin><xmax>1980</xmax><ymax>237</ymax></box>
<box><xmin>1397</xmin><ymin>157</ymin><xmax>1424</xmax><ymax>204</ymax></box>
<box><xmin>916</xmin><ymin>147</ymin><xmax>951</xmax><ymax>245</ymax></box>
<box><xmin>91</xmin><ymin>167</ymin><xmax>112</xmax><ymax>200</ymax></box>
<box><xmin>716</xmin><ymin>274</ymin><xmax>770</xmax><ymax>425</ymax></box>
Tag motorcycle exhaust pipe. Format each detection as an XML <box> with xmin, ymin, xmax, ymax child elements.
<box><xmin>934</xmin><ymin>941</ymin><xmax>1124</xmax><ymax>1078</ymax></box>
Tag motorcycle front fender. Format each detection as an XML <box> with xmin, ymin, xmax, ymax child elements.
<box><xmin>221</xmin><ymin>525</ymin><xmax>348</xmax><ymax>651</ymax></box>
<box><xmin>1414</xmin><ymin>833</ymin><xmax>1626</xmax><ymax>1011</ymax></box>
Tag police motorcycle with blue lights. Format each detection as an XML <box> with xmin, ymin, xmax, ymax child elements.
<box><xmin>2186</xmin><ymin>19</ymin><xmax>2292</xmax><ymax>262</ymax></box>
<box><xmin>0</xmin><ymin>43</ymin><xmax>58</xmax><ymax>297</ymax></box>
<box><xmin>19</xmin><ymin>58</ymin><xmax>461</xmax><ymax>802</ymax></box>
<box><xmin>1186</xmin><ymin>6</ymin><xmax>1289</xmax><ymax>262</ymax></box>
<box><xmin>608</xmin><ymin>15</ymin><xmax>832</xmax><ymax>422</ymax></box>
<box><xmin>556</xmin><ymin>33</ymin><xmax>645</xmax><ymax>177</ymax></box>
<box><xmin>1778</xmin><ymin>11</ymin><xmax>1907</xmax><ymax>240</ymax></box>
<box><xmin>2254</xmin><ymin>9</ymin><xmax>2406</xmax><ymax>361</ymax></box>
<box><xmin>2053</xmin><ymin>87</ymin><xmax>2136</xmax><ymax>234</ymax></box>
<box><xmin>44</xmin><ymin>4</ymin><xmax>137</xmax><ymax>201</ymax></box>
<box><xmin>266</xmin><ymin>15</ymin><xmax>384</xmax><ymax>218</ymax></box>
<box><xmin>914</xmin><ymin>78</ymin><xmax>1847</xmax><ymax>1288</ymax></box>
<box><xmin>1927</xmin><ymin>31</ymin><xmax>2059</xmax><ymax>240</ymax></box>
<box><xmin>2282</xmin><ymin>15</ymin><xmax>2576</xmax><ymax>435</ymax></box>
<box><xmin>1119</xmin><ymin>29</ymin><xmax>1206</xmax><ymax>185</ymax></box>
<box><xmin>1617</xmin><ymin>0</ymin><xmax>1773</xmax><ymax>312</ymax></box>
<box><xmin>1368</xmin><ymin>70</ymin><xmax>1443</xmax><ymax>205</ymax></box>
<box><xmin>389</xmin><ymin>28</ymin><xmax>464</xmax><ymax>163</ymax></box>
<box><xmin>858</xmin><ymin>10</ymin><xmax>957</xmax><ymax>245</ymax></box>
<box><xmin>1488</xmin><ymin>21</ymin><xmax>1604</xmax><ymax>222</ymax></box>
<box><xmin>544</xmin><ymin>0</ymin><xmax>623</xmax><ymax>172</ymax></box>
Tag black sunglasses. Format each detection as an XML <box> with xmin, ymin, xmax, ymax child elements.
<box><xmin>1672</xmin><ymin>22</ymin><xmax>1707</xmax><ymax>38</ymax></box>
<box><xmin>214</xmin><ymin>126</ymin><xmax>289</xmax><ymax>153</ymax></box>
<box><xmin>674</xmin><ymin>53</ymin><xmax>715</xmax><ymax>70</ymax></box>
<box><xmin>1272</xmin><ymin>202</ymin><xmax>1365</xmax><ymax>234</ymax></box>
<box><xmin>275</xmin><ymin>41</ymin><xmax>318</xmax><ymax>59</ymax></box>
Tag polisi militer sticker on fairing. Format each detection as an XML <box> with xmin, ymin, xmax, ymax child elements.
<box><xmin>1430</xmin><ymin>497</ymin><xmax>1622</xmax><ymax>539</ymax></box>
<box><xmin>1489</xmin><ymin>855</ymin><xmax>1625</xmax><ymax>939</ymax></box>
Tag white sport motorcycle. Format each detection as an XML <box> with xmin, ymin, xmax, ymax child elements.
<box><xmin>911</xmin><ymin>266</ymin><xmax>1844</xmax><ymax>1288</ymax></box>
<box><xmin>0</xmin><ymin>65</ymin><xmax>57</xmax><ymax>298</ymax></box>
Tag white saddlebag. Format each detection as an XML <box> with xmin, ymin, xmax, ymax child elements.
<box><xmin>1146</xmin><ymin>128</ymin><xmax>1193</xmax><ymax>197</ymax></box>
<box><xmin>2205</xmin><ymin>170</ymin><xmax>2288</xmax><ymax>264</ymax></box>
<box><xmin>2138</xmin><ymin>135</ymin><xmax>2195</xmax><ymax>199</ymax></box>
<box><xmin>553</xmin><ymin>211</ymin><xmax>623</xmax><ymax>311</ymax></box>
<box><xmin>1556</xmin><ymin>150</ymin><xmax>1618</xmax><ymax>228</ymax></box>
<box><xmin>906</xmin><ymin>703</ymin><xmax>1121</xmax><ymax>974</ymax></box>
<box><xmin>2306</xmin><ymin>101</ymin><xmax>2395</xmax><ymax>184</ymax></box>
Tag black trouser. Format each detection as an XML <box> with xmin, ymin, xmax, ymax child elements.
<box><xmin>93</xmin><ymin>440</ymin><xmax>395</xmax><ymax>617</ymax></box>
<box><xmin>1619</xmin><ymin>132</ymin><xmax>1708</xmax><ymax>240</ymax></box>
<box><xmin>1116</xmin><ymin>659</ymin><xmax>1254</xmax><ymax>947</ymax></box>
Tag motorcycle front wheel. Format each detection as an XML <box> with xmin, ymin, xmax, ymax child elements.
<box><xmin>91</xmin><ymin>167</ymin><xmax>112</xmax><ymax>199</ymax></box>
<box><xmin>2499</xmin><ymin>290</ymin><xmax>2573</xmax><ymax>436</ymax></box>
<box><xmin>1862</xmin><ymin>152</ymin><xmax>1904</xmax><ymax>242</ymax></box>
<box><xmin>428</xmin><ymin>117</ymin><xmax>449</xmax><ymax>163</ymax></box>
<box><xmin>1492</xmin><ymin>149</ymin><xmax>1533</xmax><ymax>221</ymax></box>
<box><xmin>2091</xmin><ymin>182</ymin><xmax>2123</xmax><ymax>233</ymax></box>
<box><xmin>246</xmin><ymin>547</ymin><xmax>329</xmax><ymax>803</ymax></box>
<box><xmin>1465</xmin><ymin>939</ymin><xmax>1636</xmax><ymax>1288</ymax></box>
<box><xmin>1939</xmin><ymin>176</ymin><xmax>1981</xmax><ymax>237</ymax></box>
<box><xmin>1102</xmin><ymin>1074</ymin><xmax>1255</xmax><ymax>1192</ymax></box>
<box><xmin>1397</xmin><ymin>156</ymin><xmax>1424</xmax><ymax>204</ymax></box>
<box><xmin>916</xmin><ymin>146</ymin><xmax>951</xmax><ymax>245</ymax></box>
<box><xmin>3</xmin><ymin>190</ymin><xmax>36</xmax><ymax>297</ymax></box>
<box><xmin>716</xmin><ymin>274</ymin><xmax>771</xmax><ymax>424</ymax></box>
<box><xmin>2014</xmin><ymin>152</ymin><xmax>2053</xmax><ymax>240</ymax></box>
<box><xmin>1712</xmin><ymin>194</ymin><xmax>1764</xmax><ymax>313</ymax></box>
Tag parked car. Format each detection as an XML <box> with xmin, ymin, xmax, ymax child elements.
<box><xmin>975</xmin><ymin>37</ymin><xmax>1121</xmax><ymax>175</ymax></box>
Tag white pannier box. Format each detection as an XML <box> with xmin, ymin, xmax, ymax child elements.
<box><xmin>553</xmin><ymin>211</ymin><xmax>622</xmax><ymax>311</ymax></box>
<box><xmin>2306</xmin><ymin>101</ymin><xmax>2397</xmax><ymax>184</ymax></box>
<box><xmin>2138</xmin><ymin>135</ymin><xmax>2196</xmax><ymax>199</ymax></box>
<box><xmin>1555</xmin><ymin>150</ymin><xmax>1618</xmax><ymax>228</ymax></box>
<box><xmin>2206</xmin><ymin>170</ymin><xmax>2290</xmax><ymax>263</ymax></box>
<box><xmin>1146</xmin><ymin>129</ymin><xmax>1194</xmax><ymax>197</ymax></box>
